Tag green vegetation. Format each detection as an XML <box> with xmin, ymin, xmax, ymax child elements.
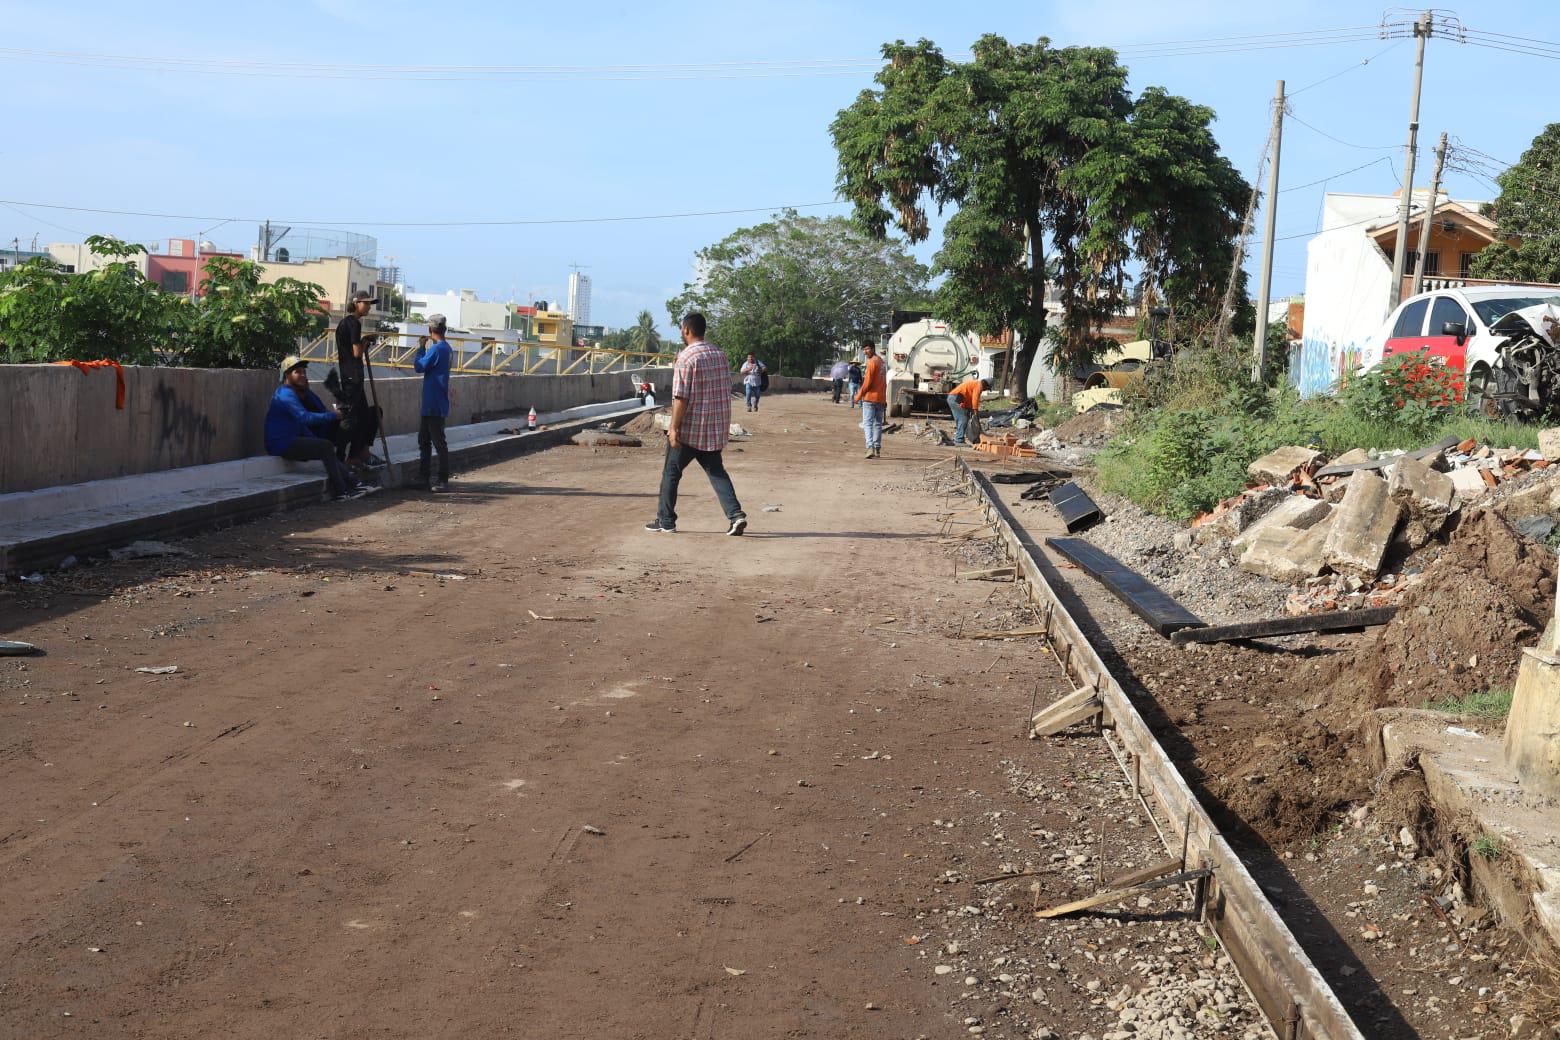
<box><xmin>832</xmin><ymin>35</ymin><xmax>1249</xmax><ymax>396</ymax></box>
<box><xmin>1424</xmin><ymin>688</ymin><xmax>1515</xmax><ymax>721</ymax></box>
<box><xmin>1470</xmin><ymin>123</ymin><xmax>1560</xmax><ymax>284</ymax></box>
<box><xmin>0</xmin><ymin>236</ymin><xmax>324</xmax><ymax>369</ymax></box>
<box><xmin>1471</xmin><ymin>834</ymin><xmax>1504</xmax><ymax>860</ymax></box>
<box><xmin>666</xmin><ymin>211</ymin><xmax>928</xmax><ymax>376</ymax></box>
<box><xmin>601</xmin><ymin>310</ymin><xmax>672</xmax><ymax>356</ymax></box>
<box><xmin>1095</xmin><ymin>347</ymin><xmax>1538</xmax><ymax>519</ymax></box>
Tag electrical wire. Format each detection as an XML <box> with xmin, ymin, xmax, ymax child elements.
<box><xmin>1277</xmin><ymin>156</ymin><xmax>1394</xmax><ymax>193</ymax></box>
<box><xmin>1282</xmin><ymin>38</ymin><xmax>1406</xmax><ymax>95</ymax></box>
<box><xmin>0</xmin><ymin>198</ymin><xmax>847</xmax><ymax>229</ymax></box>
<box><xmin>1285</xmin><ymin>110</ymin><xmax>1400</xmax><ymax>151</ymax></box>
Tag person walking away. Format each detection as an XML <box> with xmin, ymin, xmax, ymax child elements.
<box><xmin>947</xmin><ymin>376</ymin><xmax>992</xmax><ymax>446</ymax></box>
<box><xmin>647</xmin><ymin>313</ymin><xmax>748</xmax><ymax>535</ymax></box>
<box><xmin>334</xmin><ymin>290</ymin><xmax>382</xmax><ymax>476</ymax></box>
<box><xmin>414</xmin><ymin>314</ymin><xmax>454</xmax><ymax>492</ymax></box>
<box><xmin>848</xmin><ymin>358</ymin><xmax>864</xmax><ymax>410</ymax></box>
<box><xmin>266</xmin><ymin>356</ymin><xmax>370</xmax><ymax>501</ymax></box>
<box><xmin>740</xmin><ymin>353</ymin><xmax>766</xmax><ymax>412</ymax></box>
<box><xmin>828</xmin><ymin>357</ymin><xmax>849</xmax><ymax>404</ymax></box>
<box><xmin>854</xmin><ymin>341</ymin><xmax>887</xmax><ymax>459</ymax></box>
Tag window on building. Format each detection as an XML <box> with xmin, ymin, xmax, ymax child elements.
<box><xmin>1460</xmin><ymin>252</ymin><xmax>1479</xmax><ymax>279</ymax></box>
<box><xmin>1405</xmin><ymin>251</ymin><xmax>1441</xmax><ymax>275</ymax></box>
<box><xmin>161</xmin><ymin>271</ymin><xmax>189</xmax><ymax>294</ymax></box>
<box><xmin>1429</xmin><ymin>296</ymin><xmax>1468</xmax><ymax>336</ymax></box>
<box><xmin>1392</xmin><ymin>298</ymin><xmax>1430</xmax><ymax>338</ymax></box>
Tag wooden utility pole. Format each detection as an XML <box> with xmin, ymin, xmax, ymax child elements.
<box><xmin>1388</xmin><ymin>11</ymin><xmax>1434</xmax><ymax>310</ymax></box>
<box><xmin>1252</xmin><ymin>79</ymin><xmax>1285</xmax><ymax>383</ymax></box>
<box><xmin>1410</xmin><ymin>132</ymin><xmax>1450</xmax><ymax>299</ymax></box>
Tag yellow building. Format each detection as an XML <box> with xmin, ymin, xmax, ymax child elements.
<box><xmin>530</xmin><ymin>307</ymin><xmax>574</xmax><ymax>346</ymax></box>
<box><xmin>256</xmin><ymin>256</ymin><xmax>390</xmax><ymax>318</ymax></box>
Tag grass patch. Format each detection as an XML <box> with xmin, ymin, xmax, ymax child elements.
<box><xmin>1423</xmin><ymin>688</ymin><xmax>1514</xmax><ymax>720</ymax></box>
<box><xmin>1472</xmin><ymin>834</ymin><xmax>1503</xmax><ymax>860</ymax></box>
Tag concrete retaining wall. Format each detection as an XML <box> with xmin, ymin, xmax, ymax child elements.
<box><xmin>733</xmin><ymin>376</ymin><xmax>828</xmax><ymax>395</ymax></box>
<box><xmin>0</xmin><ymin>364</ymin><xmax>670</xmax><ymax>494</ymax></box>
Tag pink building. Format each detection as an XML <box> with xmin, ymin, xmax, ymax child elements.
<box><xmin>145</xmin><ymin>239</ymin><xmax>242</xmax><ymax>296</ymax></box>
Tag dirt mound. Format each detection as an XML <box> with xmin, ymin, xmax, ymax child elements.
<box><xmin>618</xmin><ymin>409</ymin><xmax>667</xmax><ymax>436</ymax></box>
<box><xmin>1052</xmin><ymin>407</ymin><xmax>1119</xmax><ymax>444</ymax></box>
<box><xmin>1205</xmin><ymin>714</ymin><xmax>1371</xmax><ymax>842</ymax></box>
<box><xmin>1337</xmin><ymin>510</ymin><xmax>1555</xmax><ymax>708</ymax></box>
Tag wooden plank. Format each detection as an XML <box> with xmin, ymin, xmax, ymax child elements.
<box><xmin>1046</xmin><ymin>537</ymin><xmax>1206</xmax><ymax>637</ymax></box>
<box><xmin>961</xmin><ymin>462</ymin><xmax>1365</xmax><ymax>1040</ymax></box>
<box><xmin>1170</xmin><ymin>606</ymin><xmax>1397</xmax><ymax>645</ymax></box>
<box><xmin>1031</xmin><ymin>697</ymin><xmax>1101</xmax><ymax>737</ymax></box>
<box><xmin>1035</xmin><ymin>867</ymin><xmax>1211</xmax><ymax>919</ymax></box>
<box><xmin>1048</xmin><ymin>481</ymin><xmax>1103</xmax><ymax>531</ymax></box>
<box><xmin>1106</xmin><ymin>855</ymin><xmax>1185</xmax><ymax>889</ymax></box>
<box><xmin>960</xmin><ymin>565</ymin><xmax>1016</xmax><ymax>581</ymax></box>
<box><xmin>960</xmin><ymin>625</ymin><xmax>1050</xmax><ymax>640</ymax></box>
<box><xmin>1030</xmin><ymin>685</ymin><xmax>1099</xmax><ymax>726</ymax></box>
<box><xmin>1314</xmin><ymin>435</ymin><xmax>1459</xmax><ymax>478</ymax></box>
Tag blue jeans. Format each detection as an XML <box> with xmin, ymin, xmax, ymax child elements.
<box><xmin>744</xmin><ymin>384</ymin><xmax>761</xmax><ymax>409</ymax></box>
<box><xmin>849</xmin><ymin>382</ymin><xmax>862</xmax><ymax>409</ymax></box>
<box><xmin>656</xmin><ymin>442</ymin><xmax>745</xmax><ymax>528</ymax></box>
<box><xmin>948</xmin><ymin>394</ymin><xmax>971</xmax><ymax>444</ymax></box>
<box><xmin>860</xmin><ymin>402</ymin><xmax>885</xmax><ymax>450</ymax></box>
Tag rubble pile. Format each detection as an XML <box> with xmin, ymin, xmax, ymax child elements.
<box><xmin>1185</xmin><ymin>433</ymin><xmax>1560</xmax><ymax>615</ymax></box>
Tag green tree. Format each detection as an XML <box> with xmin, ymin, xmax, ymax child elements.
<box><xmin>667</xmin><ymin>210</ymin><xmax>928</xmax><ymax>376</ymax></box>
<box><xmin>831</xmin><ymin>36</ymin><xmax>1247</xmax><ymax>395</ymax></box>
<box><xmin>1470</xmin><ymin>123</ymin><xmax>1560</xmax><ymax>283</ymax></box>
<box><xmin>624</xmin><ymin>310</ymin><xmax>662</xmax><ymax>355</ymax></box>
<box><xmin>0</xmin><ymin>236</ymin><xmax>178</xmax><ymax>364</ymax></box>
<box><xmin>180</xmin><ymin>256</ymin><xmax>326</xmax><ymax>369</ymax></box>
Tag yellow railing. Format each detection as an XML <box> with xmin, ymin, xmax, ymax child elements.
<box><xmin>299</xmin><ymin>330</ymin><xmax>671</xmax><ymax>377</ymax></box>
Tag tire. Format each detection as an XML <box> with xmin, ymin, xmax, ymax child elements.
<box><xmin>1465</xmin><ymin>364</ymin><xmax>1502</xmax><ymax>419</ymax></box>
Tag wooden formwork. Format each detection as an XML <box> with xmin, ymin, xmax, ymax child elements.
<box><xmin>956</xmin><ymin>458</ymin><xmax>1365</xmax><ymax>1040</ymax></box>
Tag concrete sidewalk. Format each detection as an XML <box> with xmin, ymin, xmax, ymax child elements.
<box><xmin>0</xmin><ymin>400</ymin><xmax>650</xmax><ymax>576</ymax></box>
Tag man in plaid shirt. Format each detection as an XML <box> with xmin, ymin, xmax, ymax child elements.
<box><xmin>646</xmin><ymin>313</ymin><xmax>748</xmax><ymax>535</ymax></box>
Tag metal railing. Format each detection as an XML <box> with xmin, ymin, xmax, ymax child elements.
<box><xmin>299</xmin><ymin>330</ymin><xmax>671</xmax><ymax>377</ymax></box>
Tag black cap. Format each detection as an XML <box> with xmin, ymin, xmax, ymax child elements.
<box><xmin>350</xmin><ymin>289</ymin><xmax>378</xmax><ymax>306</ymax></box>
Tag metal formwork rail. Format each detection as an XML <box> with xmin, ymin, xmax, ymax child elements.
<box><xmin>955</xmin><ymin>457</ymin><xmax>1365</xmax><ymax>1040</ymax></box>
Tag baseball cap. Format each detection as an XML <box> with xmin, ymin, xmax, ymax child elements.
<box><xmin>350</xmin><ymin>289</ymin><xmax>378</xmax><ymax>306</ymax></box>
<box><xmin>279</xmin><ymin>355</ymin><xmax>307</xmax><ymax>380</ymax></box>
<box><xmin>426</xmin><ymin>313</ymin><xmax>448</xmax><ymax>331</ymax></box>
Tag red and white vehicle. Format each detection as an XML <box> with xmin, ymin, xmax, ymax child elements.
<box><xmin>1372</xmin><ymin>285</ymin><xmax>1560</xmax><ymax>414</ymax></box>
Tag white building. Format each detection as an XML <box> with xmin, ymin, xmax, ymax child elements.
<box><xmin>46</xmin><ymin>242</ymin><xmax>150</xmax><ymax>276</ymax></box>
<box><xmin>1297</xmin><ymin>190</ymin><xmax>1497</xmax><ymax>397</ymax></box>
<box><xmin>403</xmin><ymin>288</ymin><xmax>510</xmax><ymax>330</ymax></box>
<box><xmin>567</xmin><ymin>271</ymin><xmax>592</xmax><ymax>326</ymax></box>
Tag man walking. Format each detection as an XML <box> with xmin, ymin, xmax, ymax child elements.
<box><xmin>414</xmin><ymin>314</ymin><xmax>454</xmax><ymax>492</ymax></box>
<box><xmin>828</xmin><ymin>357</ymin><xmax>849</xmax><ymax>404</ymax></box>
<box><xmin>334</xmin><ymin>290</ymin><xmax>381</xmax><ymax>476</ymax></box>
<box><xmin>646</xmin><ymin>313</ymin><xmax>748</xmax><ymax>535</ymax></box>
<box><xmin>739</xmin><ymin>353</ymin><xmax>766</xmax><ymax>412</ymax></box>
<box><xmin>947</xmin><ymin>375</ymin><xmax>992</xmax><ymax>446</ymax></box>
<box><xmin>853</xmin><ymin>341</ymin><xmax>887</xmax><ymax>459</ymax></box>
<box><xmin>847</xmin><ymin>358</ymin><xmax>863</xmax><ymax>410</ymax></box>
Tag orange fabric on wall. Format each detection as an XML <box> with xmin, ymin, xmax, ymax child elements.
<box><xmin>52</xmin><ymin>359</ymin><xmax>127</xmax><ymax>409</ymax></box>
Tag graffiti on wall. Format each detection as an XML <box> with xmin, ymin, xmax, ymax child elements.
<box><xmin>1295</xmin><ymin>334</ymin><xmax>1364</xmax><ymax>398</ymax></box>
<box><xmin>154</xmin><ymin>381</ymin><xmax>218</xmax><ymax>458</ymax></box>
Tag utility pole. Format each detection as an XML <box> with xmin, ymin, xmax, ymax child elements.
<box><xmin>1411</xmin><ymin>132</ymin><xmax>1450</xmax><ymax>298</ymax></box>
<box><xmin>1388</xmin><ymin>11</ymin><xmax>1434</xmax><ymax>310</ymax></box>
<box><xmin>1252</xmin><ymin>79</ymin><xmax>1285</xmax><ymax>383</ymax></box>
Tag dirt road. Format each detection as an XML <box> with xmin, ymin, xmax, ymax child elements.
<box><xmin>1</xmin><ymin>395</ymin><xmax>1257</xmax><ymax>1039</ymax></box>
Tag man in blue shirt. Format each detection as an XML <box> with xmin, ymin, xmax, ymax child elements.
<box><xmin>414</xmin><ymin>314</ymin><xmax>454</xmax><ymax>492</ymax></box>
<box><xmin>266</xmin><ymin>356</ymin><xmax>369</xmax><ymax>500</ymax></box>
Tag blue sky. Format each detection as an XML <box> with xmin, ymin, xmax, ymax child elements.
<box><xmin>2</xmin><ymin>0</ymin><xmax>1557</xmax><ymax>330</ymax></box>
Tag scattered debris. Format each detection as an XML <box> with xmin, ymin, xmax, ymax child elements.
<box><xmin>1170</xmin><ymin>606</ymin><xmax>1397</xmax><ymax>646</ymax></box>
<box><xmin>1044</xmin><ymin>482</ymin><xmax>1103</xmax><ymax>531</ymax></box>
<box><xmin>1047</xmin><ymin>537</ymin><xmax>1205</xmax><ymax>637</ymax></box>
<box><xmin>109</xmin><ymin>540</ymin><xmax>192</xmax><ymax>561</ymax></box>
<box><xmin>134</xmin><ymin>665</ymin><xmax>179</xmax><ymax>675</ymax></box>
<box><xmin>581</xmin><ymin>824</ymin><xmax>606</xmax><ymax>836</ymax></box>
<box><xmin>0</xmin><ymin>640</ymin><xmax>41</xmax><ymax>657</ymax></box>
<box><xmin>723</xmin><ymin>831</ymin><xmax>772</xmax><ymax>864</ymax></box>
<box><xmin>527</xmin><ymin>609</ymin><xmax>594</xmax><ymax>623</ymax></box>
<box><xmin>570</xmin><ymin>429</ymin><xmax>643</xmax><ymax>448</ymax></box>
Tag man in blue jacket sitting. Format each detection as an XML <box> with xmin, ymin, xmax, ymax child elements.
<box><xmin>266</xmin><ymin>356</ymin><xmax>370</xmax><ymax>501</ymax></box>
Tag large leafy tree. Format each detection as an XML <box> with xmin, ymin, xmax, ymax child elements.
<box><xmin>624</xmin><ymin>309</ymin><xmax>662</xmax><ymax>355</ymax></box>
<box><xmin>667</xmin><ymin>210</ymin><xmax>928</xmax><ymax>375</ymax></box>
<box><xmin>831</xmin><ymin>36</ymin><xmax>1247</xmax><ymax>394</ymax></box>
<box><xmin>1470</xmin><ymin>123</ymin><xmax>1560</xmax><ymax>283</ymax></box>
<box><xmin>0</xmin><ymin>236</ymin><xmax>178</xmax><ymax>364</ymax></box>
<box><xmin>181</xmin><ymin>256</ymin><xmax>325</xmax><ymax>369</ymax></box>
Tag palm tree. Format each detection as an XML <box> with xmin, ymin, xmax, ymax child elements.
<box><xmin>624</xmin><ymin>310</ymin><xmax>660</xmax><ymax>355</ymax></box>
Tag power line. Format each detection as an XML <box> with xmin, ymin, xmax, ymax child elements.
<box><xmin>0</xmin><ymin>198</ymin><xmax>848</xmax><ymax>230</ymax></box>
<box><xmin>1286</xmin><ymin>38</ymin><xmax>1406</xmax><ymax>95</ymax></box>
<box><xmin>1277</xmin><ymin>156</ymin><xmax>1394</xmax><ymax>193</ymax></box>
<box><xmin>1285</xmin><ymin>110</ymin><xmax>1399</xmax><ymax>151</ymax></box>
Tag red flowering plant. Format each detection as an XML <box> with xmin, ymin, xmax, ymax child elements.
<box><xmin>1339</xmin><ymin>350</ymin><xmax>1463</xmax><ymax>439</ymax></box>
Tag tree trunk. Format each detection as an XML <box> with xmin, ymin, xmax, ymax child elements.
<box><xmin>1011</xmin><ymin>216</ymin><xmax>1048</xmax><ymax>401</ymax></box>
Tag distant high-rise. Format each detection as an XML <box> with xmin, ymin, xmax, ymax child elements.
<box><xmin>567</xmin><ymin>270</ymin><xmax>592</xmax><ymax>326</ymax></box>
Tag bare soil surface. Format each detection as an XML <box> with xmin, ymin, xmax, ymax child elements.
<box><xmin>1</xmin><ymin>395</ymin><xmax>1270</xmax><ymax>1040</ymax></box>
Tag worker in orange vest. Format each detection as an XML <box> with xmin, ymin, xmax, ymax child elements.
<box><xmin>948</xmin><ymin>376</ymin><xmax>991</xmax><ymax>446</ymax></box>
<box><xmin>853</xmin><ymin>341</ymin><xmax>888</xmax><ymax>459</ymax></box>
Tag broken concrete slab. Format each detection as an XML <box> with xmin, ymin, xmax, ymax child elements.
<box><xmin>1448</xmin><ymin>466</ymin><xmax>1490</xmax><ymax>503</ymax></box>
<box><xmin>1333</xmin><ymin>447</ymin><xmax>1371</xmax><ymax>465</ymax></box>
<box><xmin>1494</xmin><ymin>477</ymin><xmax>1560</xmax><ymax>521</ymax></box>
<box><xmin>1323</xmin><ymin>471</ymin><xmax>1402</xmax><ymax>579</ymax></box>
<box><xmin>1537</xmin><ymin>427</ymin><xmax>1560</xmax><ymax>461</ymax></box>
<box><xmin>1231</xmin><ymin>495</ymin><xmax>1332</xmax><ymax>554</ymax></box>
<box><xmin>1387</xmin><ymin>454</ymin><xmax>1457</xmax><ymax>534</ymax></box>
<box><xmin>570</xmin><ymin>429</ymin><xmax>644</xmax><ymax>448</ymax></box>
<box><xmin>1247</xmin><ymin>445</ymin><xmax>1324</xmax><ymax>485</ymax></box>
<box><xmin>1239</xmin><ymin>523</ymin><xmax>1332</xmax><ymax>583</ymax></box>
<box><xmin>1195</xmin><ymin>486</ymin><xmax>1288</xmax><ymax>542</ymax></box>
